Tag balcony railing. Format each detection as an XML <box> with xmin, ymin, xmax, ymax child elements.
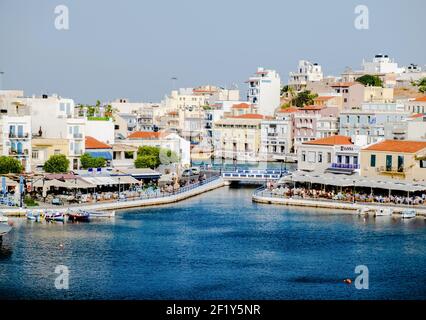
<box><xmin>378</xmin><ymin>166</ymin><xmax>405</xmax><ymax>175</ymax></box>
<box><xmin>9</xmin><ymin>149</ymin><xmax>29</xmax><ymax>156</ymax></box>
<box><xmin>9</xmin><ymin>133</ymin><xmax>29</xmax><ymax>139</ymax></box>
<box><xmin>330</xmin><ymin>163</ymin><xmax>360</xmax><ymax>170</ymax></box>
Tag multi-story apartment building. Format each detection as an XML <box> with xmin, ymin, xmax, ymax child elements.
<box><xmin>23</xmin><ymin>94</ymin><xmax>86</xmax><ymax>170</ymax></box>
<box><xmin>246</xmin><ymin>67</ymin><xmax>281</xmax><ymax>116</ymax></box>
<box><xmin>213</xmin><ymin>114</ymin><xmax>268</xmax><ymax>161</ymax></box>
<box><xmin>289</xmin><ymin>60</ymin><xmax>323</xmax><ymax>90</ymax></box>
<box><xmin>293</xmin><ymin>106</ymin><xmax>339</xmax><ymax>151</ymax></box>
<box><xmin>384</xmin><ymin>114</ymin><xmax>426</xmax><ymax>141</ymax></box>
<box><xmin>31</xmin><ymin>138</ymin><xmax>69</xmax><ymax>171</ymax></box>
<box><xmin>259</xmin><ymin>112</ymin><xmax>293</xmax><ymax>161</ymax></box>
<box><xmin>339</xmin><ymin>103</ymin><xmax>410</xmax><ymax>145</ymax></box>
<box><xmin>0</xmin><ymin>90</ymin><xmax>32</xmax><ymax>172</ymax></box>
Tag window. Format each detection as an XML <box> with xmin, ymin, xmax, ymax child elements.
<box><xmin>420</xmin><ymin>160</ymin><xmax>426</xmax><ymax>168</ymax></box>
<box><xmin>124</xmin><ymin>151</ymin><xmax>134</xmax><ymax>159</ymax></box>
<box><xmin>318</xmin><ymin>152</ymin><xmax>323</xmax><ymax>163</ymax></box>
<box><xmin>327</xmin><ymin>152</ymin><xmax>331</xmax><ymax>163</ymax></box>
<box><xmin>54</xmin><ymin>149</ymin><xmax>61</xmax><ymax>155</ymax></box>
<box><xmin>302</xmin><ymin>151</ymin><xmax>306</xmax><ymax>162</ymax></box>
<box><xmin>397</xmin><ymin>155</ymin><xmax>404</xmax><ymax>172</ymax></box>
<box><xmin>308</xmin><ymin>151</ymin><xmax>315</xmax><ymax>163</ymax></box>
<box><xmin>32</xmin><ymin>151</ymin><xmax>39</xmax><ymax>159</ymax></box>
<box><xmin>370</xmin><ymin>154</ymin><xmax>376</xmax><ymax>167</ymax></box>
<box><xmin>386</xmin><ymin>155</ymin><xmax>392</xmax><ymax>171</ymax></box>
<box><xmin>353</xmin><ymin>156</ymin><xmax>358</xmax><ymax>165</ymax></box>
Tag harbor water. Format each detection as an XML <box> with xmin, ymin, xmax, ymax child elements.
<box><xmin>1</xmin><ymin>186</ymin><xmax>425</xmax><ymax>299</ymax></box>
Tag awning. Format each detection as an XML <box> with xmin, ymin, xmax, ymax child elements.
<box><xmin>80</xmin><ymin>175</ymin><xmax>140</xmax><ymax>186</ymax></box>
<box><xmin>86</xmin><ymin>151</ymin><xmax>113</xmax><ymax>160</ymax></box>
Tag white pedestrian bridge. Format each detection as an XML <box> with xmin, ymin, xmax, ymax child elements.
<box><xmin>221</xmin><ymin>169</ymin><xmax>286</xmax><ymax>183</ymax></box>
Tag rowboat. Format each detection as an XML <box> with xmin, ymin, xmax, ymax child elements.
<box><xmin>68</xmin><ymin>211</ymin><xmax>90</xmax><ymax>222</ymax></box>
<box><xmin>357</xmin><ymin>207</ymin><xmax>375</xmax><ymax>216</ymax></box>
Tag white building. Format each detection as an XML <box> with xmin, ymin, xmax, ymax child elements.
<box><xmin>289</xmin><ymin>60</ymin><xmax>323</xmax><ymax>89</ymax></box>
<box><xmin>246</xmin><ymin>67</ymin><xmax>281</xmax><ymax>116</ymax></box>
<box><xmin>24</xmin><ymin>94</ymin><xmax>86</xmax><ymax>170</ymax></box>
<box><xmin>297</xmin><ymin>135</ymin><xmax>360</xmax><ymax>175</ymax></box>
<box><xmin>259</xmin><ymin>113</ymin><xmax>293</xmax><ymax>161</ymax></box>
<box><xmin>362</xmin><ymin>54</ymin><xmax>404</xmax><ymax>74</ymax></box>
<box><xmin>0</xmin><ymin>115</ymin><xmax>32</xmax><ymax>172</ymax></box>
<box><xmin>85</xmin><ymin>118</ymin><xmax>115</xmax><ymax>145</ymax></box>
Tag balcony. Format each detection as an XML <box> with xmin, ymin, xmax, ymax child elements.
<box><xmin>378</xmin><ymin>166</ymin><xmax>405</xmax><ymax>177</ymax></box>
<box><xmin>9</xmin><ymin>133</ymin><xmax>29</xmax><ymax>139</ymax></box>
<box><xmin>267</xmin><ymin>132</ymin><xmax>278</xmax><ymax>137</ymax></box>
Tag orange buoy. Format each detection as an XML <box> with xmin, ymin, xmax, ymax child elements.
<box><xmin>344</xmin><ymin>278</ymin><xmax>352</xmax><ymax>284</ymax></box>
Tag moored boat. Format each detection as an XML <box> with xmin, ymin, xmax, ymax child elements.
<box><xmin>0</xmin><ymin>214</ymin><xmax>8</xmax><ymax>224</ymax></box>
<box><xmin>401</xmin><ymin>209</ymin><xmax>416</xmax><ymax>219</ymax></box>
<box><xmin>45</xmin><ymin>211</ymin><xmax>65</xmax><ymax>222</ymax></box>
<box><xmin>86</xmin><ymin>210</ymin><xmax>115</xmax><ymax>218</ymax></box>
<box><xmin>26</xmin><ymin>211</ymin><xmax>44</xmax><ymax>222</ymax></box>
<box><xmin>375</xmin><ymin>207</ymin><xmax>393</xmax><ymax>216</ymax></box>
<box><xmin>68</xmin><ymin>211</ymin><xmax>90</xmax><ymax>222</ymax></box>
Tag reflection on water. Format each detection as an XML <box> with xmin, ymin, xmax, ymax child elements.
<box><xmin>0</xmin><ymin>186</ymin><xmax>425</xmax><ymax>300</ymax></box>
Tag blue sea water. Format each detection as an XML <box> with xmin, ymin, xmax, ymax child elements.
<box><xmin>0</xmin><ymin>186</ymin><xmax>425</xmax><ymax>300</ymax></box>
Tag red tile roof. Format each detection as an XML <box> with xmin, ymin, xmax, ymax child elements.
<box><xmin>330</xmin><ymin>82</ymin><xmax>357</xmax><ymax>87</ymax></box>
<box><xmin>301</xmin><ymin>105</ymin><xmax>324</xmax><ymax>110</ymax></box>
<box><xmin>364</xmin><ymin>140</ymin><xmax>426</xmax><ymax>153</ymax></box>
<box><xmin>231</xmin><ymin>113</ymin><xmax>268</xmax><ymax>119</ymax></box>
<box><xmin>304</xmin><ymin>135</ymin><xmax>353</xmax><ymax>146</ymax></box>
<box><xmin>314</xmin><ymin>96</ymin><xmax>334</xmax><ymax>101</ymax></box>
<box><xmin>85</xmin><ymin>136</ymin><xmax>112</xmax><ymax>149</ymax></box>
<box><xmin>279</xmin><ymin>106</ymin><xmax>299</xmax><ymax>113</ymax></box>
<box><xmin>410</xmin><ymin>113</ymin><xmax>425</xmax><ymax>118</ymax></box>
<box><xmin>414</xmin><ymin>96</ymin><xmax>426</xmax><ymax>102</ymax></box>
<box><xmin>232</xmin><ymin>103</ymin><xmax>251</xmax><ymax>109</ymax></box>
<box><xmin>127</xmin><ymin>131</ymin><xmax>165</xmax><ymax>139</ymax></box>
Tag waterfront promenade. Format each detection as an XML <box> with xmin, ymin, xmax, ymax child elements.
<box><xmin>2</xmin><ymin>176</ymin><xmax>225</xmax><ymax>216</ymax></box>
<box><xmin>252</xmin><ymin>188</ymin><xmax>426</xmax><ymax>217</ymax></box>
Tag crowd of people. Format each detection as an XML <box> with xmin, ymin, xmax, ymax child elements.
<box><xmin>267</xmin><ymin>183</ymin><xmax>426</xmax><ymax>206</ymax></box>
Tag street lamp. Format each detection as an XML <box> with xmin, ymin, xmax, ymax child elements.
<box><xmin>118</xmin><ymin>177</ymin><xmax>121</xmax><ymax>201</ymax></box>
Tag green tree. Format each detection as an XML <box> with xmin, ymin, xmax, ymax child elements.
<box><xmin>80</xmin><ymin>153</ymin><xmax>106</xmax><ymax>169</ymax></box>
<box><xmin>291</xmin><ymin>90</ymin><xmax>318</xmax><ymax>108</ymax></box>
<box><xmin>412</xmin><ymin>77</ymin><xmax>426</xmax><ymax>93</ymax></box>
<box><xmin>356</xmin><ymin>74</ymin><xmax>383</xmax><ymax>87</ymax></box>
<box><xmin>43</xmin><ymin>154</ymin><xmax>69</xmax><ymax>173</ymax></box>
<box><xmin>135</xmin><ymin>146</ymin><xmax>179</xmax><ymax>168</ymax></box>
<box><xmin>134</xmin><ymin>155</ymin><xmax>158</xmax><ymax>169</ymax></box>
<box><xmin>0</xmin><ymin>156</ymin><xmax>23</xmax><ymax>174</ymax></box>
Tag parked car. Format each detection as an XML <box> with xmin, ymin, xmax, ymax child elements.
<box><xmin>181</xmin><ymin>169</ymin><xmax>198</xmax><ymax>177</ymax></box>
<box><xmin>190</xmin><ymin>167</ymin><xmax>200</xmax><ymax>175</ymax></box>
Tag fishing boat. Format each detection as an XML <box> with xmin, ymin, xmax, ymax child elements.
<box><xmin>0</xmin><ymin>224</ymin><xmax>12</xmax><ymax>237</ymax></box>
<box><xmin>85</xmin><ymin>210</ymin><xmax>115</xmax><ymax>218</ymax></box>
<box><xmin>67</xmin><ymin>211</ymin><xmax>90</xmax><ymax>222</ymax></box>
<box><xmin>375</xmin><ymin>207</ymin><xmax>393</xmax><ymax>216</ymax></box>
<box><xmin>45</xmin><ymin>211</ymin><xmax>65</xmax><ymax>222</ymax></box>
<box><xmin>401</xmin><ymin>209</ymin><xmax>416</xmax><ymax>219</ymax></box>
<box><xmin>26</xmin><ymin>211</ymin><xmax>44</xmax><ymax>222</ymax></box>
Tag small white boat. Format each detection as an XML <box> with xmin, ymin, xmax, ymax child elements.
<box><xmin>26</xmin><ymin>211</ymin><xmax>44</xmax><ymax>222</ymax></box>
<box><xmin>401</xmin><ymin>209</ymin><xmax>416</xmax><ymax>219</ymax></box>
<box><xmin>375</xmin><ymin>207</ymin><xmax>393</xmax><ymax>216</ymax></box>
<box><xmin>0</xmin><ymin>224</ymin><xmax>12</xmax><ymax>236</ymax></box>
<box><xmin>87</xmin><ymin>210</ymin><xmax>115</xmax><ymax>218</ymax></box>
<box><xmin>0</xmin><ymin>215</ymin><xmax>8</xmax><ymax>224</ymax></box>
<box><xmin>357</xmin><ymin>207</ymin><xmax>375</xmax><ymax>216</ymax></box>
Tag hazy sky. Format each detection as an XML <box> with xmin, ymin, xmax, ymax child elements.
<box><xmin>0</xmin><ymin>0</ymin><xmax>425</xmax><ymax>103</ymax></box>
